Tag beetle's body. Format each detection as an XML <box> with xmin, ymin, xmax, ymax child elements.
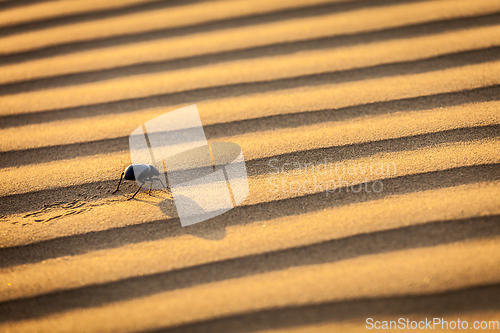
<box><xmin>124</xmin><ymin>164</ymin><xmax>159</xmax><ymax>181</ymax></box>
<box><xmin>112</xmin><ymin>164</ymin><xmax>166</xmax><ymax>200</ymax></box>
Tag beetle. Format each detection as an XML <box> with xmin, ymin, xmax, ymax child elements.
<box><xmin>112</xmin><ymin>164</ymin><xmax>167</xmax><ymax>200</ymax></box>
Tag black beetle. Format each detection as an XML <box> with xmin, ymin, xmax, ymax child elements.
<box><xmin>112</xmin><ymin>164</ymin><xmax>167</xmax><ymax>200</ymax></box>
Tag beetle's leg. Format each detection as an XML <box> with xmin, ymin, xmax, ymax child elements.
<box><xmin>148</xmin><ymin>179</ymin><xmax>153</xmax><ymax>195</ymax></box>
<box><xmin>127</xmin><ymin>182</ymin><xmax>143</xmax><ymax>200</ymax></box>
<box><xmin>112</xmin><ymin>172</ymin><xmax>124</xmax><ymax>194</ymax></box>
<box><xmin>152</xmin><ymin>177</ymin><xmax>169</xmax><ymax>190</ymax></box>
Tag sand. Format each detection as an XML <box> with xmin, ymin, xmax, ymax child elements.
<box><xmin>0</xmin><ymin>0</ymin><xmax>499</xmax><ymax>332</ymax></box>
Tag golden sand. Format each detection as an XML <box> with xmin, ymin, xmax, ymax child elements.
<box><xmin>0</xmin><ymin>0</ymin><xmax>499</xmax><ymax>332</ymax></box>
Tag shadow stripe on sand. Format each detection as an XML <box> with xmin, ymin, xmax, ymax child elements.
<box><xmin>1</xmin><ymin>46</ymin><xmax>499</xmax><ymax>128</ymax></box>
<box><xmin>0</xmin><ymin>0</ymin><xmax>441</xmax><ymax>64</ymax></box>
<box><xmin>0</xmin><ymin>0</ymin><xmax>211</xmax><ymax>37</ymax></box>
<box><xmin>1</xmin><ymin>100</ymin><xmax>499</xmax><ymax>169</ymax></box>
<box><xmin>151</xmin><ymin>283</ymin><xmax>500</xmax><ymax>333</ymax></box>
<box><xmin>1</xmin><ymin>164</ymin><xmax>498</xmax><ymax>268</ymax></box>
<box><xmin>1</xmin><ymin>12</ymin><xmax>499</xmax><ymax>95</ymax></box>
<box><xmin>0</xmin><ymin>214</ymin><xmax>498</xmax><ymax>322</ymax></box>
<box><xmin>1</xmin><ymin>128</ymin><xmax>498</xmax><ymax>214</ymax></box>
<box><xmin>0</xmin><ymin>0</ymin><xmax>51</xmax><ymax>12</ymax></box>
<box><xmin>1</xmin><ymin>124</ymin><xmax>499</xmax><ymax>211</ymax></box>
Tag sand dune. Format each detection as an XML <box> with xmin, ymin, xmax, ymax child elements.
<box><xmin>3</xmin><ymin>24</ymin><xmax>500</xmax><ymax>113</ymax></box>
<box><xmin>2</xmin><ymin>0</ymin><xmax>500</xmax><ymax>81</ymax></box>
<box><xmin>0</xmin><ymin>0</ymin><xmax>499</xmax><ymax>332</ymax></box>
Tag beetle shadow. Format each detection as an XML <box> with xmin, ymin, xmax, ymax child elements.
<box><xmin>158</xmin><ymin>196</ymin><xmax>227</xmax><ymax>240</ymax></box>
